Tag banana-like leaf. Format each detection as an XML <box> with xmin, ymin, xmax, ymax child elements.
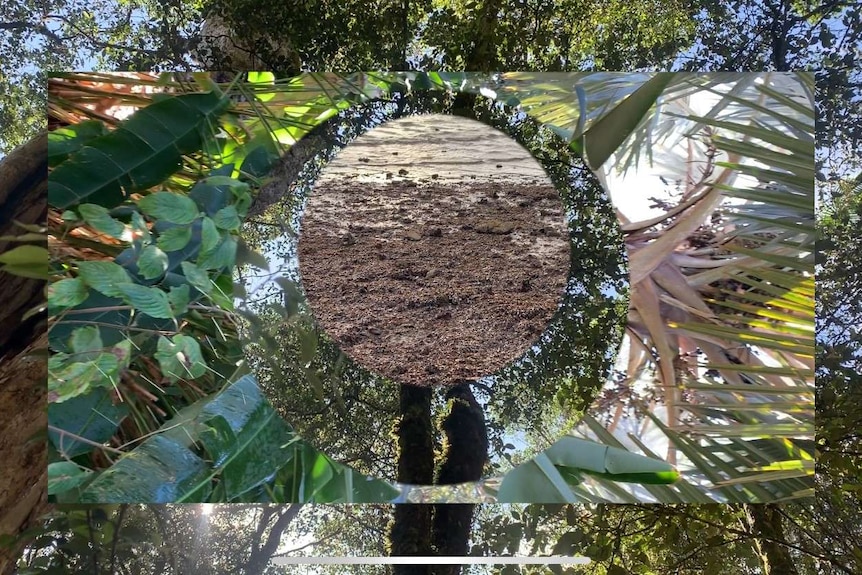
<box><xmin>49</xmin><ymin>91</ymin><xmax>231</xmax><ymax>209</ymax></box>
<box><xmin>79</xmin><ymin>375</ymin><xmax>396</xmax><ymax>503</ymax></box>
<box><xmin>496</xmin><ymin>436</ymin><xmax>677</xmax><ymax>503</ymax></box>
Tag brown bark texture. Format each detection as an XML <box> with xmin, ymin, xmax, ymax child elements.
<box><xmin>0</xmin><ymin>133</ymin><xmax>49</xmax><ymax>575</ymax></box>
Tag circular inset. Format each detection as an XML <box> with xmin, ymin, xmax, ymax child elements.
<box><xmin>297</xmin><ymin>114</ymin><xmax>571</xmax><ymax>387</ymax></box>
<box><xmin>238</xmin><ymin>91</ymin><xmax>628</xmax><ymax>487</ymax></box>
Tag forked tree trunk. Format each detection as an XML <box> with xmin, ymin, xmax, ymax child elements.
<box><xmin>0</xmin><ymin>133</ymin><xmax>49</xmax><ymax>575</ymax></box>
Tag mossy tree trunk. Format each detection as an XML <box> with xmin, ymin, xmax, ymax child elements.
<box><xmin>388</xmin><ymin>383</ymin><xmax>489</xmax><ymax>575</ymax></box>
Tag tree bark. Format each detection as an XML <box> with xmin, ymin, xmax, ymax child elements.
<box><xmin>431</xmin><ymin>384</ymin><xmax>489</xmax><ymax>575</ymax></box>
<box><xmin>745</xmin><ymin>503</ymin><xmax>800</xmax><ymax>575</ymax></box>
<box><xmin>0</xmin><ymin>133</ymin><xmax>49</xmax><ymax>575</ymax></box>
<box><xmin>389</xmin><ymin>385</ymin><xmax>434</xmax><ymax>574</ymax></box>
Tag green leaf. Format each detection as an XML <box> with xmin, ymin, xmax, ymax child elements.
<box><xmin>197</xmin><ymin>236</ymin><xmax>237</xmax><ymax>271</ymax></box>
<box><xmin>78</xmin><ymin>204</ymin><xmax>126</xmax><ymax>239</ymax></box>
<box><xmin>545</xmin><ymin>436</ymin><xmax>679</xmax><ymax>484</ymax></box>
<box><xmin>48</xmin><ymin>278</ymin><xmax>89</xmax><ymax>310</ymax></box>
<box><xmin>201</xmin><ymin>217</ymin><xmax>221</xmax><ymax>253</ymax></box>
<box><xmin>497</xmin><ymin>454</ymin><xmax>580</xmax><ymax>503</ymax></box>
<box><xmin>115</xmin><ymin>283</ymin><xmax>174</xmax><ymax>319</ymax></box>
<box><xmin>80</xmin><ymin>435</ymin><xmax>211</xmax><ymax>503</ymax></box>
<box><xmin>0</xmin><ymin>245</ymin><xmax>49</xmax><ymax>279</ymax></box>
<box><xmin>78</xmin><ymin>374</ymin><xmax>397</xmax><ymax>503</ymax></box>
<box><xmin>213</xmin><ymin>205</ymin><xmax>240</xmax><ymax>231</ymax></box>
<box><xmin>49</xmin><ymin>91</ymin><xmax>232</xmax><ymax>209</ymax></box>
<box><xmin>582</xmin><ymin>73</ymin><xmax>674</xmax><ymax>169</ymax></box>
<box><xmin>47</xmin><ymin>120</ymin><xmax>109</xmax><ymax>167</ymax></box>
<box><xmin>48</xmin><ymin>388</ymin><xmax>129</xmax><ymax>458</ymax></box>
<box><xmin>238</xmin><ymin>144</ymin><xmax>278</xmax><ymax>180</ymax></box>
<box><xmin>210</xmin><ymin>273</ymin><xmax>235</xmax><ymax>310</ymax></box>
<box><xmin>168</xmin><ymin>284</ymin><xmax>191</xmax><ymax>315</ymax></box>
<box><xmin>181</xmin><ymin>261</ymin><xmax>213</xmax><ymax>295</ymax></box>
<box><xmin>138</xmin><ymin>192</ymin><xmax>201</xmax><ymax>225</ymax></box>
<box><xmin>137</xmin><ymin>244</ymin><xmax>169</xmax><ymax>279</ymax></box>
<box><xmin>200</xmin><ymin>404</ymin><xmax>296</xmax><ymax>499</ymax></box>
<box><xmin>70</xmin><ymin>325</ymin><xmax>103</xmax><ymax>357</ymax></box>
<box><xmin>248</xmin><ymin>71</ymin><xmax>276</xmax><ymax>102</ymax></box>
<box><xmin>77</xmin><ymin>260</ymin><xmax>133</xmax><ymax>298</ymax></box>
<box><xmin>156</xmin><ymin>226</ymin><xmax>193</xmax><ymax>251</ymax></box>
<box><xmin>154</xmin><ymin>334</ymin><xmax>207</xmax><ymax>382</ymax></box>
<box><xmin>48</xmin><ymin>462</ymin><xmax>93</xmax><ymax>496</ymax></box>
<box><xmin>48</xmin><ymin>352</ymin><xmax>120</xmax><ymax>402</ymax></box>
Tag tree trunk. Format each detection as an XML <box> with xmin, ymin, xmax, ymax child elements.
<box><xmin>745</xmin><ymin>504</ymin><xmax>799</xmax><ymax>575</ymax></box>
<box><xmin>0</xmin><ymin>133</ymin><xmax>49</xmax><ymax>575</ymax></box>
<box><xmin>431</xmin><ymin>384</ymin><xmax>489</xmax><ymax>575</ymax></box>
<box><xmin>389</xmin><ymin>385</ymin><xmax>434</xmax><ymax>574</ymax></box>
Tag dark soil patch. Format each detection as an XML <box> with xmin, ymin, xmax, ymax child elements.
<box><xmin>298</xmin><ymin>180</ymin><xmax>570</xmax><ymax>387</ymax></box>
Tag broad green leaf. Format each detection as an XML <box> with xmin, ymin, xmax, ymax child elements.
<box><xmin>47</xmin><ymin>120</ymin><xmax>109</xmax><ymax>167</ymax></box>
<box><xmin>80</xmin><ymin>435</ymin><xmax>211</xmax><ymax>503</ymax></box>
<box><xmin>77</xmin><ymin>260</ymin><xmax>133</xmax><ymax>298</ymax></box>
<box><xmin>138</xmin><ymin>192</ymin><xmax>200</xmax><ymax>225</ymax></box>
<box><xmin>203</xmin><ymin>404</ymin><xmax>296</xmax><ymax>499</ymax></box>
<box><xmin>581</xmin><ymin>73</ymin><xmax>674</xmax><ymax>169</ymax></box>
<box><xmin>545</xmin><ymin>436</ymin><xmax>678</xmax><ymax>484</ymax></box>
<box><xmin>197</xmin><ymin>236</ymin><xmax>237</xmax><ymax>271</ymax></box>
<box><xmin>156</xmin><ymin>226</ymin><xmax>193</xmax><ymax>251</ymax></box>
<box><xmin>115</xmin><ymin>283</ymin><xmax>174</xmax><ymax>319</ymax></box>
<box><xmin>49</xmin><ymin>91</ymin><xmax>231</xmax><ymax>209</ymax></box>
<box><xmin>201</xmin><ymin>217</ymin><xmax>221</xmax><ymax>253</ymax></box>
<box><xmin>0</xmin><ymin>245</ymin><xmax>49</xmax><ymax>279</ymax></box>
<box><xmin>154</xmin><ymin>334</ymin><xmax>207</xmax><ymax>382</ymax></box>
<box><xmin>69</xmin><ymin>325</ymin><xmax>103</xmax><ymax>357</ymax></box>
<box><xmin>78</xmin><ymin>204</ymin><xmax>126</xmax><ymax>239</ymax></box>
<box><xmin>190</xmin><ymin>182</ymin><xmax>231</xmax><ymax>216</ymax></box>
<box><xmin>181</xmin><ymin>261</ymin><xmax>212</xmax><ymax>295</ymax></box>
<box><xmin>49</xmin><ymin>291</ymin><xmax>131</xmax><ymax>353</ymax></box>
<box><xmin>497</xmin><ymin>454</ymin><xmax>580</xmax><ymax>503</ymax></box>
<box><xmin>137</xmin><ymin>244</ymin><xmax>169</xmax><ymax>279</ymax></box>
<box><xmin>48</xmin><ymin>462</ymin><xmax>93</xmax><ymax>495</ymax></box>
<box><xmin>48</xmin><ymin>388</ymin><xmax>129</xmax><ymax>458</ymax></box>
<box><xmin>213</xmin><ymin>205</ymin><xmax>240</xmax><ymax>231</ymax></box>
<box><xmin>210</xmin><ymin>273</ymin><xmax>235</xmax><ymax>310</ymax></box>
<box><xmin>168</xmin><ymin>284</ymin><xmax>191</xmax><ymax>315</ymax></box>
<box><xmin>48</xmin><ymin>352</ymin><xmax>120</xmax><ymax>402</ymax></box>
<box><xmin>48</xmin><ymin>278</ymin><xmax>89</xmax><ymax>310</ymax></box>
<box><xmin>238</xmin><ymin>144</ymin><xmax>279</xmax><ymax>179</ymax></box>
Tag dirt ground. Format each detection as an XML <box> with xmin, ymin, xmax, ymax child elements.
<box><xmin>297</xmin><ymin>179</ymin><xmax>571</xmax><ymax>387</ymax></box>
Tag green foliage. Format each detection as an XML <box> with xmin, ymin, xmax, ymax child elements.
<box><xmin>420</xmin><ymin>0</ymin><xmax>699</xmax><ymax>71</ymax></box>
<box><xmin>817</xmin><ymin>178</ymin><xmax>862</xmax><ymax>491</ymax></box>
<box><xmin>48</xmin><ymin>90</ymin><xmax>231</xmax><ymax>209</ymax></box>
<box><xmin>72</xmin><ymin>375</ymin><xmax>398</xmax><ymax>503</ymax></box>
<box><xmin>48</xmin><ymin>388</ymin><xmax>130</xmax><ymax>459</ymax></box>
<box><xmin>45</xmin><ymin>71</ymin><xmax>817</xmax><ymax>507</ymax></box>
<box><xmin>46</xmin><ymin>84</ymin><xmax>262</xmax><ymax>499</ymax></box>
<box><xmin>0</xmin><ymin>243</ymin><xmax>48</xmax><ymax>279</ymax></box>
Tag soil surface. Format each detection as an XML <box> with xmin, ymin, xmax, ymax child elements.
<box><xmin>298</xmin><ymin>179</ymin><xmax>571</xmax><ymax>387</ymax></box>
